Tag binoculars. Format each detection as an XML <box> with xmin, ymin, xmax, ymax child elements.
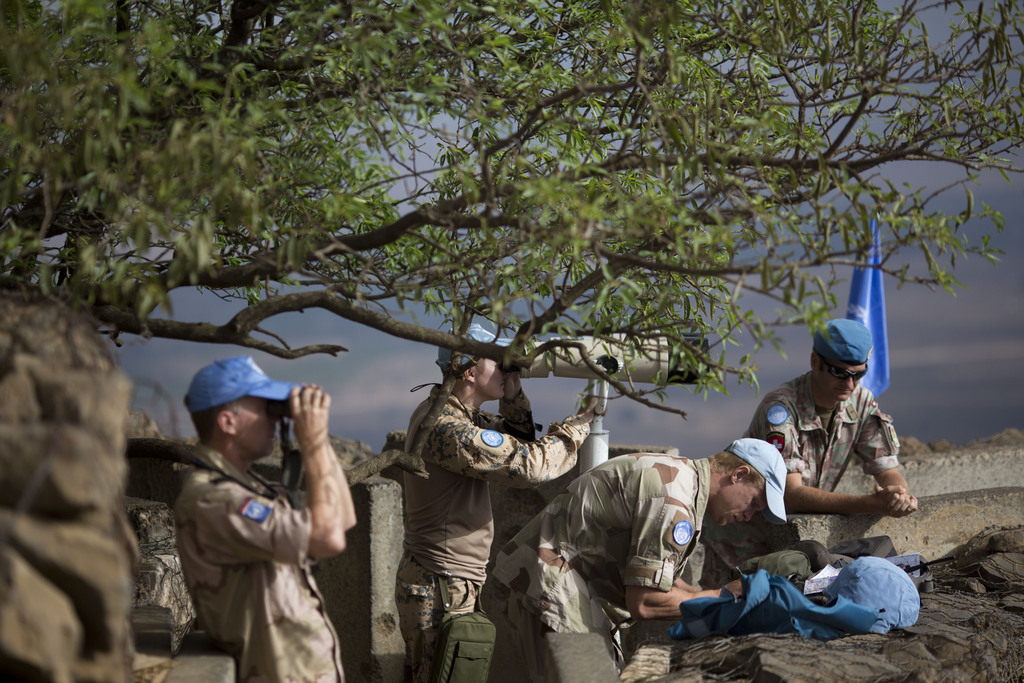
<box><xmin>266</xmin><ymin>399</ymin><xmax>291</xmax><ymax>418</ymax></box>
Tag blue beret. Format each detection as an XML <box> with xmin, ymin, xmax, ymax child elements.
<box><xmin>813</xmin><ymin>319</ymin><xmax>873</xmax><ymax>364</ymax></box>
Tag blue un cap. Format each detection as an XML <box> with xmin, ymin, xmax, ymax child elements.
<box><xmin>813</xmin><ymin>319</ymin><xmax>873</xmax><ymax>365</ymax></box>
<box><xmin>436</xmin><ymin>323</ymin><xmax>512</xmax><ymax>374</ymax></box>
<box><xmin>824</xmin><ymin>556</ymin><xmax>920</xmax><ymax>633</ymax></box>
<box><xmin>185</xmin><ymin>356</ymin><xmax>300</xmax><ymax>413</ymax></box>
<box><xmin>724</xmin><ymin>438</ymin><xmax>788</xmax><ymax>524</ymax></box>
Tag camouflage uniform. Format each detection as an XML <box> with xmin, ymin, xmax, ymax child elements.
<box><xmin>175</xmin><ymin>445</ymin><xmax>344</xmax><ymax>683</ymax></box>
<box><xmin>396</xmin><ymin>386</ymin><xmax>590</xmax><ymax>682</ymax></box>
<box><xmin>492</xmin><ymin>454</ymin><xmax>711</xmax><ymax>667</ymax></box>
<box><xmin>701</xmin><ymin>372</ymin><xmax>900</xmax><ymax>585</ymax></box>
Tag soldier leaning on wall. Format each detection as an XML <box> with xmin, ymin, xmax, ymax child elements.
<box><xmin>701</xmin><ymin>318</ymin><xmax>919</xmax><ymax>586</ymax></box>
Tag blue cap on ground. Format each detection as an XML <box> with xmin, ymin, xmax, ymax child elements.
<box><xmin>185</xmin><ymin>356</ymin><xmax>300</xmax><ymax>413</ymax></box>
<box><xmin>813</xmin><ymin>318</ymin><xmax>873</xmax><ymax>364</ymax></box>
<box><xmin>723</xmin><ymin>438</ymin><xmax>788</xmax><ymax>524</ymax></box>
<box><xmin>824</xmin><ymin>556</ymin><xmax>920</xmax><ymax>633</ymax></box>
<box><xmin>436</xmin><ymin>323</ymin><xmax>512</xmax><ymax>374</ymax></box>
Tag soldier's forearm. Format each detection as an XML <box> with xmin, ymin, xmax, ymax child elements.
<box><xmin>305</xmin><ymin>445</ymin><xmax>357</xmax><ymax>558</ymax></box>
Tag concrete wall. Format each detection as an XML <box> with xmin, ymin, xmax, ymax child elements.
<box><xmin>314</xmin><ymin>477</ymin><xmax>405</xmax><ymax>683</ymax></box>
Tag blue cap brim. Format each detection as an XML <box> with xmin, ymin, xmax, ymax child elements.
<box><xmin>246</xmin><ymin>379</ymin><xmax>300</xmax><ymax>403</ymax></box>
<box><xmin>763</xmin><ymin>481</ymin><xmax>787</xmax><ymax>524</ymax></box>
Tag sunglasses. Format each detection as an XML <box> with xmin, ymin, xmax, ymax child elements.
<box><xmin>819</xmin><ymin>355</ymin><xmax>868</xmax><ymax>382</ymax></box>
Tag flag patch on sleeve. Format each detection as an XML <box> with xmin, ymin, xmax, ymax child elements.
<box><xmin>240</xmin><ymin>498</ymin><xmax>272</xmax><ymax>523</ymax></box>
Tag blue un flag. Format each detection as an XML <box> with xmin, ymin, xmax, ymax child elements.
<box><xmin>846</xmin><ymin>217</ymin><xmax>890</xmax><ymax>397</ymax></box>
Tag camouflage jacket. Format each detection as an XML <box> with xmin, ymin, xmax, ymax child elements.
<box><xmin>492</xmin><ymin>454</ymin><xmax>710</xmax><ymax>635</ymax></box>
<box><xmin>403</xmin><ymin>387</ymin><xmax>591</xmax><ymax>583</ymax></box>
<box><xmin>174</xmin><ymin>445</ymin><xmax>343</xmax><ymax>683</ymax></box>
<box><xmin>747</xmin><ymin>371</ymin><xmax>900</xmax><ymax>490</ymax></box>
<box><xmin>701</xmin><ymin>371</ymin><xmax>900</xmax><ymax>571</ymax></box>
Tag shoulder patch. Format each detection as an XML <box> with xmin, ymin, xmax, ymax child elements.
<box><xmin>239</xmin><ymin>498</ymin><xmax>272</xmax><ymax>523</ymax></box>
<box><xmin>766</xmin><ymin>403</ymin><xmax>790</xmax><ymax>426</ymax></box>
<box><xmin>672</xmin><ymin>520</ymin><xmax>694</xmax><ymax>546</ymax></box>
<box><xmin>480</xmin><ymin>430</ymin><xmax>505</xmax><ymax>448</ymax></box>
<box><xmin>766</xmin><ymin>431</ymin><xmax>786</xmax><ymax>451</ymax></box>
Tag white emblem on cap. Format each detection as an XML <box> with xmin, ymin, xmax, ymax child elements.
<box><xmin>766</xmin><ymin>403</ymin><xmax>789</xmax><ymax>425</ymax></box>
<box><xmin>480</xmin><ymin>430</ymin><xmax>504</xmax><ymax>448</ymax></box>
<box><xmin>672</xmin><ymin>520</ymin><xmax>694</xmax><ymax>546</ymax></box>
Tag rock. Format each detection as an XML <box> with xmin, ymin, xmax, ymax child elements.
<box><xmin>0</xmin><ymin>547</ymin><xmax>83</xmax><ymax>683</ymax></box>
<box><xmin>329</xmin><ymin>436</ymin><xmax>375</xmax><ymax>466</ymax></box>
<box><xmin>963</xmin><ymin>427</ymin><xmax>1024</xmax><ymax>449</ymax></box>
<box><xmin>0</xmin><ymin>423</ymin><xmax>129</xmax><ymax>518</ymax></box>
<box><xmin>898</xmin><ymin>435</ymin><xmax>933</xmax><ymax>455</ymax></box>
<box><xmin>0</xmin><ymin>510</ymin><xmax>135</xmax><ymax>653</ymax></box>
<box><xmin>126</xmin><ymin>410</ymin><xmax>166</xmax><ymax>440</ymax></box>
<box><xmin>0</xmin><ymin>293</ymin><xmax>136</xmax><ymax>683</ymax></box>
<box><xmin>954</xmin><ymin>525</ymin><xmax>1024</xmax><ymax>571</ymax></box>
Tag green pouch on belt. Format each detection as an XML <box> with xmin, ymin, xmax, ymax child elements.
<box><xmin>428</xmin><ymin>579</ymin><xmax>496</xmax><ymax>683</ymax></box>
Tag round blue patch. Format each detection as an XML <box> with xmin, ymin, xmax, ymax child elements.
<box><xmin>672</xmin><ymin>520</ymin><xmax>694</xmax><ymax>546</ymax></box>
<box><xmin>766</xmin><ymin>403</ymin><xmax>790</xmax><ymax>426</ymax></box>
<box><xmin>480</xmin><ymin>430</ymin><xmax>505</xmax><ymax>448</ymax></box>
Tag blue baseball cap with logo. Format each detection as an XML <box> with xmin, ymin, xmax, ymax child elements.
<box><xmin>436</xmin><ymin>323</ymin><xmax>512</xmax><ymax>374</ymax></box>
<box><xmin>724</xmin><ymin>438</ymin><xmax>788</xmax><ymax>524</ymax></box>
<box><xmin>185</xmin><ymin>356</ymin><xmax>300</xmax><ymax>413</ymax></box>
<box><xmin>813</xmin><ymin>319</ymin><xmax>873</xmax><ymax>364</ymax></box>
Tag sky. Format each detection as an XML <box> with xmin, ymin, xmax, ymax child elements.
<box><xmin>113</xmin><ymin>161</ymin><xmax>1024</xmax><ymax>458</ymax></box>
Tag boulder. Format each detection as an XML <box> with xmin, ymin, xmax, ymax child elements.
<box><xmin>0</xmin><ymin>293</ymin><xmax>136</xmax><ymax>682</ymax></box>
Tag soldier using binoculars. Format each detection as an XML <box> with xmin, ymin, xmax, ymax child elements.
<box><xmin>175</xmin><ymin>356</ymin><xmax>356</xmax><ymax>682</ymax></box>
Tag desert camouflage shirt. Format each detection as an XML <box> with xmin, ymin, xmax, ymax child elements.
<box><xmin>746</xmin><ymin>371</ymin><xmax>900</xmax><ymax>490</ymax></box>
<box><xmin>175</xmin><ymin>445</ymin><xmax>343</xmax><ymax>683</ymax></box>
<box><xmin>701</xmin><ymin>371</ymin><xmax>900</xmax><ymax>571</ymax></box>
<box><xmin>492</xmin><ymin>454</ymin><xmax>710</xmax><ymax>635</ymax></box>
<box><xmin>402</xmin><ymin>387</ymin><xmax>590</xmax><ymax>583</ymax></box>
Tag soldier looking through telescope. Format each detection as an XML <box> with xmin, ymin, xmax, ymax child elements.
<box><xmin>394</xmin><ymin>323</ymin><xmax>603</xmax><ymax>682</ymax></box>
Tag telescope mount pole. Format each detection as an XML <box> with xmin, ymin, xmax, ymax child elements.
<box><xmin>579</xmin><ymin>380</ymin><xmax>609</xmax><ymax>473</ymax></box>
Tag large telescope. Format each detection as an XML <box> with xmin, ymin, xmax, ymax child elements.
<box><xmin>518</xmin><ymin>334</ymin><xmax>706</xmax><ymax>472</ymax></box>
<box><xmin>518</xmin><ymin>334</ymin><xmax>704</xmax><ymax>385</ymax></box>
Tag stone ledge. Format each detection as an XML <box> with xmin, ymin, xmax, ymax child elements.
<box><xmin>544</xmin><ymin>632</ymin><xmax>620</xmax><ymax>683</ymax></box>
<box><xmin>164</xmin><ymin>632</ymin><xmax>235</xmax><ymax>683</ymax></box>
<box><xmin>131</xmin><ymin>606</ymin><xmax>234</xmax><ymax>683</ymax></box>
<box><xmin>836</xmin><ymin>445</ymin><xmax>1024</xmax><ymax>498</ymax></box>
<box><xmin>766</xmin><ymin>486</ymin><xmax>1024</xmax><ymax>560</ymax></box>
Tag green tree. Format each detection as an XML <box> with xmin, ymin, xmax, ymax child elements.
<box><xmin>2</xmin><ymin>0</ymin><xmax>1022</xmax><ymax>473</ymax></box>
